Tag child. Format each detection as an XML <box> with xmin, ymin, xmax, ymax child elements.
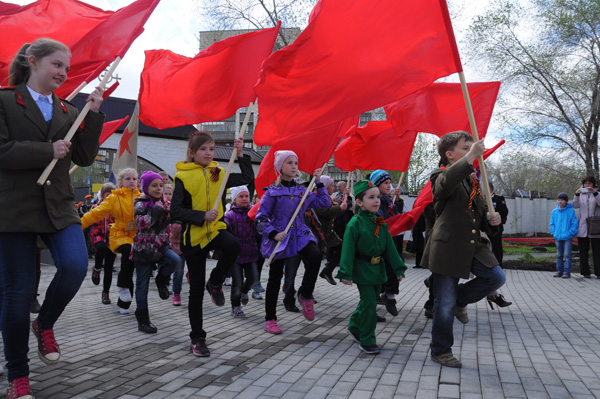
<box><xmin>255</xmin><ymin>150</ymin><xmax>331</xmax><ymax>334</ymax></box>
<box><xmin>337</xmin><ymin>180</ymin><xmax>406</xmax><ymax>354</ymax></box>
<box><xmin>132</xmin><ymin>171</ymin><xmax>180</xmax><ymax>333</ymax></box>
<box><xmin>224</xmin><ymin>185</ymin><xmax>259</xmax><ymax>317</ymax></box>
<box><xmin>421</xmin><ymin>131</ymin><xmax>506</xmax><ymax>368</ymax></box>
<box><xmin>163</xmin><ymin>184</ymin><xmax>173</xmax><ymax>203</ymax></box>
<box><xmin>170</xmin><ymin>131</ymin><xmax>253</xmax><ymax>356</ymax></box>
<box><xmin>82</xmin><ymin>168</ymin><xmax>140</xmax><ymax>313</ymax></box>
<box><xmin>550</xmin><ymin>192</ymin><xmax>579</xmax><ymax>279</ymax></box>
<box><xmin>0</xmin><ymin>38</ymin><xmax>104</xmax><ymax>397</ymax></box>
<box><xmin>90</xmin><ymin>182</ymin><xmax>117</xmax><ymax>305</ymax></box>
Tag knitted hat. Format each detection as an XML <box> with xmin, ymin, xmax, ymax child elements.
<box><xmin>230</xmin><ymin>185</ymin><xmax>249</xmax><ymax>203</ymax></box>
<box><xmin>557</xmin><ymin>192</ymin><xmax>569</xmax><ymax>201</ymax></box>
<box><xmin>140</xmin><ymin>170</ymin><xmax>163</xmax><ymax>195</ymax></box>
<box><xmin>274</xmin><ymin>150</ymin><xmax>298</xmax><ymax>174</ymax></box>
<box><xmin>354</xmin><ymin>180</ymin><xmax>376</xmax><ymax>197</ymax></box>
<box><xmin>320</xmin><ymin>175</ymin><xmax>333</xmax><ymax>188</ymax></box>
<box><xmin>369</xmin><ymin>169</ymin><xmax>391</xmax><ymax>187</ymax></box>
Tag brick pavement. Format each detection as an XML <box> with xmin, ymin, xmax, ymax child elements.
<box><xmin>2</xmin><ymin>256</ymin><xmax>600</xmax><ymax>399</ymax></box>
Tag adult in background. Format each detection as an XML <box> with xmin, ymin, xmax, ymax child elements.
<box><xmin>573</xmin><ymin>175</ymin><xmax>600</xmax><ymax>278</ymax></box>
<box><xmin>488</xmin><ymin>182</ymin><xmax>508</xmax><ymax>267</ymax></box>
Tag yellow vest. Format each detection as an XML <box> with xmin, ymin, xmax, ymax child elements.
<box><xmin>175</xmin><ymin>161</ymin><xmax>227</xmax><ymax>249</ymax></box>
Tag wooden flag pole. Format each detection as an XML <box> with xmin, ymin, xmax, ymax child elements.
<box><xmin>343</xmin><ymin>171</ymin><xmax>352</xmax><ymax>203</ymax></box>
<box><xmin>458</xmin><ymin>71</ymin><xmax>495</xmax><ymax>215</ymax></box>
<box><xmin>65</xmin><ymin>81</ymin><xmax>87</xmax><ymax>102</ymax></box>
<box><xmin>392</xmin><ymin>172</ymin><xmax>405</xmax><ymax>203</ymax></box>
<box><xmin>265</xmin><ymin>162</ymin><xmax>327</xmax><ymax>268</ymax></box>
<box><xmin>211</xmin><ymin>101</ymin><xmax>255</xmax><ymax>211</ymax></box>
<box><xmin>37</xmin><ymin>57</ymin><xmax>122</xmax><ymax>186</ymax></box>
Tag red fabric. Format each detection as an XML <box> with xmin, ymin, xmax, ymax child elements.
<box><xmin>248</xmin><ymin>201</ymin><xmax>260</xmax><ymax>221</ymax></box>
<box><xmin>102</xmin><ymin>81</ymin><xmax>119</xmax><ymax>100</ymax></box>
<box><xmin>384</xmin><ymin>82</ymin><xmax>501</xmax><ymax>139</ymax></box>
<box><xmin>254</xmin><ymin>117</ymin><xmax>358</xmax><ymax>198</ymax></box>
<box><xmin>386</xmin><ymin>139</ymin><xmax>506</xmax><ymax>236</ymax></box>
<box><xmin>99</xmin><ymin>116</ymin><xmax>129</xmax><ymax>145</ymax></box>
<box><xmin>334</xmin><ymin>121</ymin><xmax>418</xmax><ymax>172</ymax></box>
<box><xmin>139</xmin><ymin>22</ymin><xmax>280</xmax><ymax>129</ymax></box>
<box><xmin>253</xmin><ymin>0</ymin><xmax>462</xmax><ymax>145</ymax></box>
<box><xmin>0</xmin><ymin>0</ymin><xmax>160</xmax><ymax>97</ymax></box>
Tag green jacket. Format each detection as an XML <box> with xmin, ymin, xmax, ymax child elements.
<box><xmin>0</xmin><ymin>83</ymin><xmax>104</xmax><ymax>233</ymax></box>
<box><xmin>336</xmin><ymin>209</ymin><xmax>406</xmax><ymax>285</ymax></box>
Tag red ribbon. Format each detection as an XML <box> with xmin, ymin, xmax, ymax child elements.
<box><xmin>374</xmin><ymin>216</ymin><xmax>384</xmax><ymax>237</ymax></box>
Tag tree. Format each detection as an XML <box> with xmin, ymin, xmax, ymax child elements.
<box><xmin>405</xmin><ymin>133</ymin><xmax>439</xmax><ymax>194</ymax></box>
<box><xmin>467</xmin><ymin>0</ymin><xmax>600</xmax><ymax>179</ymax></box>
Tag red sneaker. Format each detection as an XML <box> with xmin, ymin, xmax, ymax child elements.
<box><xmin>172</xmin><ymin>293</ymin><xmax>181</xmax><ymax>306</ymax></box>
<box><xmin>298</xmin><ymin>293</ymin><xmax>315</xmax><ymax>321</ymax></box>
<box><xmin>31</xmin><ymin>319</ymin><xmax>60</xmax><ymax>365</ymax></box>
<box><xmin>7</xmin><ymin>376</ymin><xmax>34</xmax><ymax>399</ymax></box>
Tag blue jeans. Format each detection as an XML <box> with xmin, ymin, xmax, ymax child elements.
<box><xmin>171</xmin><ymin>254</ymin><xmax>186</xmax><ymax>294</ymax></box>
<box><xmin>135</xmin><ymin>249</ymin><xmax>180</xmax><ymax>311</ymax></box>
<box><xmin>431</xmin><ymin>259</ymin><xmax>506</xmax><ymax>357</ymax></box>
<box><xmin>0</xmin><ymin>224</ymin><xmax>88</xmax><ymax>381</ymax></box>
<box><xmin>555</xmin><ymin>239</ymin><xmax>572</xmax><ymax>274</ymax></box>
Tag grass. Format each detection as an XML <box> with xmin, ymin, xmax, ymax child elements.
<box><xmin>503</xmin><ymin>246</ymin><xmax>557</xmax><ymax>255</ymax></box>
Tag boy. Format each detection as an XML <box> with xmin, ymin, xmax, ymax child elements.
<box><xmin>421</xmin><ymin>131</ymin><xmax>506</xmax><ymax>368</ymax></box>
<box><xmin>550</xmin><ymin>192</ymin><xmax>578</xmax><ymax>279</ymax></box>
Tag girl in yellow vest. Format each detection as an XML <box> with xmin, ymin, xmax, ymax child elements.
<box><xmin>82</xmin><ymin>168</ymin><xmax>140</xmax><ymax>313</ymax></box>
<box><xmin>171</xmin><ymin>131</ymin><xmax>254</xmax><ymax>357</ymax></box>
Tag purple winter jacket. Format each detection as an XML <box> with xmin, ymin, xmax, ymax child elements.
<box><xmin>256</xmin><ymin>179</ymin><xmax>331</xmax><ymax>260</ymax></box>
<box><xmin>224</xmin><ymin>205</ymin><xmax>259</xmax><ymax>264</ymax></box>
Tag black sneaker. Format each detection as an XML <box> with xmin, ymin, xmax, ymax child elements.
<box><xmin>138</xmin><ymin>322</ymin><xmax>157</xmax><ymax>334</ymax></box>
<box><xmin>319</xmin><ymin>270</ymin><xmax>337</xmax><ymax>285</ymax></box>
<box><xmin>381</xmin><ymin>295</ymin><xmax>398</xmax><ymax>316</ymax></box>
<box><xmin>376</xmin><ymin>314</ymin><xmax>386</xmax><ymax>323</ymax></box>
<box><xmin>155</xmin><ymin>275</ymin><xmax>170</xmax><ymax>300</ymax></box>
<box><xmin>346</xmin><ymin>328</ymin><xmax>360</xmax><ymax>343</ymax></box>
<box><xmin>206</xmin><ymin>280</ymin><xmax>225</xmax><ymax>306</ymax></box>
<box><xmin>91</xmin><ymin>268</ymin><xmax>101</xmax><ymax>285</ymax></box>
<box><xmin>102</xmin><ymin>292</ymin><xmax>111</xmax><ymax>305</ymax></box>
<box><xmin>190</xmin><ymin>338</ymin><xmax>210</xmax><ymax>357</ymax></box>
<box><xmin>30</xmin><ymin>296</ymin><xmax>41</xmax><ymax>314</ymax></box>
<box><xmin>359</xmin><ymin>344</ymin><xmax>381</xmax><ymax>355</ymax></box>
<box><xmin>285</xmin><ymin>302</ymin><xmax>300</xmax><ymax>312</ymax></box>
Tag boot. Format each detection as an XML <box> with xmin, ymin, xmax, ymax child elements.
<box><xmin>135</xmin><ymin>309</ymin><xmax>157</xmax><ymax>334</ymax></box>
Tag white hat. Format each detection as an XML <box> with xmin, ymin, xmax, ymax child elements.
<box><xmin>274</xmin><ymin>150</ymin><xmax>298</xmax><ymax>174</ymax></box>
<box><xmin>230</xmin><ymin>185</ymin><xmax>249</xmax><ymax>203</ymax></box>
<box><xmin>320</xmin><ymin>175</ymin><xmax>333</xmax><ymax>187</ymax></box>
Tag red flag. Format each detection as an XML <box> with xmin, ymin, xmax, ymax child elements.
<box><xmin>255</xmin><ymin>118</ymin><xmax>358</xmax><ymax>197</ymax></box>
<box><xmin>102</xmin><ymin>81</ymin><xmax>120</xmax><ymax>100</ymax></box>
<box><xmin>334</xmin><ymin>121</ymin><xmax>418</xmax><ymax>172</ymax></box>
<box><xmin>99</xmin><ymin>115</ymin><xmax>129</xmax><ymax>145</ymax></box>
<box><xmin>384</xmin><ymin>82</ymin><xmax>501</xmax><ymax>139</ymax></box>
<box><xmin>254</xmin><ymin>0</ymin><xmax>461</xmax><ymax>144</ymax></box>
<box><xmin>139</xmin><ymin>23</ymin><xmax>281</xmax><ymax>129</ymax></box>
<box><xmin>386</xmin><ymin>139</ymin><xmax>506</xmax><ymax>236</ymax></box>
<box><xmin>0</xmin><ymin>0</ymin><xmax>160</xmax><ymax>97</ymax></box>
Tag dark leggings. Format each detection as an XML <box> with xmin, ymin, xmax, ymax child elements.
<box><xmin>230</xmin><ymin>262</ymin><xmax>258</xmax><ymax>307</ymax></box>
<box><xmin>94</xmin><ymin>241</ymin><xmax>116</xmax><ymax>293</ymax></box>
<box><xmin>115</xmin><ymin>244</ymin><xmax>134</xmax><ymax>309</ymax></box>
<box><xmin>265</xmin><ymin>241</ymin><xmax>321</xmax><ymax>321</ymax></box>
<box><xmin>578</xmin><ymin>237</ymin><xmax>600</xmax><ymax>276</ymax></box>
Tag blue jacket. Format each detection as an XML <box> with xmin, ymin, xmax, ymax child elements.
<box><xmin>550</xmin><ymin>203</ymin><xmax>578</xmax><ymax>241</ymax></box>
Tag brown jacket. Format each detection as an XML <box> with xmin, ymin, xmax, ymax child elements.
<box><xmin>0</xmin><ymin>83</ymin><xmax>105</xmax><ymax>233</ymax></box>
<box><xmin>420</xmin><ymin>158</ymin><xmax>499</xmax><ymax>279</ymax></box>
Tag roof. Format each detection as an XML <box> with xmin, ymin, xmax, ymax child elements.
<box><xmin>214</xmin><ymin>146</ymin><xmax>264</xmax><ymax>164</ymax></box>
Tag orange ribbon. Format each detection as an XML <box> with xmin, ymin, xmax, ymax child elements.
<box><xmin>374</xmin><ymin>216</ymin><xmax>385</xmax><ymax>237</ymax></box>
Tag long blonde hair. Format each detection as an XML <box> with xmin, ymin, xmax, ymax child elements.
<box><xmin>8</xmin><ymin>38</ymin><xmax>71</xmax><ymax>86</ymax></box>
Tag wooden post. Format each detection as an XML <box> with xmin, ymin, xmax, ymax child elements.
<box><xmin>211</xmin><ymin>101</ymin><xmax>255</xmax><ymax>211</ymax></box>
<box><xmin>458</xmin><ymin>71</ymin><xmax>495</xmax><ymax>215</ymax></box>
<box><xmin>392</xmin><ymin>172</ymin><xmax>405</xmax><ymax>203</ymax></box>
<box><xmin>37</xmin><ymin>57</ymin><xmax>122</xmax><ymax>186</ymax></box>
<box><xmin>343</xmin><ymin>171</ymin><xmax>352</xmax><ymax>203</ymax></box>
<box><xmin>65</xmin><ymin>81</ymin><xmax>87</xmax><ymax>102</ymax></box>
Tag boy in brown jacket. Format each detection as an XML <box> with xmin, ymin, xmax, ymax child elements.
<box><xmin>421</xmin><ymin>131</ymin><xmax>506</xmax><ymax>368</ymax></box>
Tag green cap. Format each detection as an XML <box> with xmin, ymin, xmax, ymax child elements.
<box><xmin>354</xmin><ymin>179</ymin><xmax>376</xmax><ymax>197</ymax></box>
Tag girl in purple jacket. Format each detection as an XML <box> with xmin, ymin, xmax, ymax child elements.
<box><xmin>256</xmin><ymin>151</ymin><xmax>331</xmax><ymax>334</ymax></box>
<box><xmin>224</xmin><ymin>185</ymin><xmax>259</xmax><ymax>317</ymax></box>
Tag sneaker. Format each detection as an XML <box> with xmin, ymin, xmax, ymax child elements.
<box><xmin>346</xmin><ymin>328</ymin><xmax>360</xmax><ymax>343</ymax></box>
<box><xmin>319</xmin><ymin>270</ymin><xmax>337</xmax><ymax>285</ymax></box>
<box><xmin>252</xmin><ymin>291</ymin><xmax>263</xmax><ymax>300</ymax></box>
<box><xmin>224</xmin><ymin>277</ymin><xmax>232</xmax><ymax>286</ymax></box>
<box><xmin>454</xmin><ymin>306</ymin><xmax>468</xmax><ymax>324</ymax></box>
<box><xmin>359</xmin><ymin>344</ymin><xmax>381</xmax><ymax>355</ymax></box>
<box><xmin>255</xmin><ymin>281</ymin><xmax>265</xmax><ymax>293</ymax></box>
<box><xmin>298</xmin><ymin>293</ymin><xmax>315</xmax><ymax>321</ymax></box>
<box><xmin>562</xmin><ymin>273</ymin><xmax>571</xmax><ymax>279</ymax></box>
<box><xmin>7</xmin><ymin>376</ymin><xmax>33</xmax><ymax>399</ymax></box>
<box><xmin>31</xmin><ymin>319</ymin><xmax>60</xmax><ymax>365</ymax></box>
<box><xmin>376</xmin><ymin>314</ymin><xmax>387</xmax><ymax>323</ymax></box>
<box><xmin>91</xmin><ymin>268</ymin><xmax>101</xmax><ymax>285</ymax></box>
<box><xmin>264</xmin><ymin>319</ymin><xmax>282</xmax><ymax>334</ymax></box>
<box><xmin>102</xmin><ymin>292</ymin><xmax>111</xmax><ymax>305</ymax></box>
<box><xmin>231</xmin><ymin>306</ymin><xmax>246</xmax><ymax>317</ymax></box>
<box><xmin>553</xmin><ymin>272</ymin><xmax>563</xmax><ymax>278</ymax></box>
<box><xmin>30</xmin><ymin>296</ymin><xmax>41</xmax><ymax>314</ymax></box>
<box><xmin>118</xmin><ymin>307</ymin><xmax>130</xmax><ymax>314</ymax></box>
<box><xmin>190</xmin><ymin>338</ymin><xmax>210</xmax><ymax>357</ymax></box>
<box><xmin>241</xmin><ymin>293</ymin><xmax>249</xmax><ymax>305</ymax></box>
<box><xmin>172</xmin><ymin>293</ymin><xmax>181</xmax><ymax>306</ymax></box>
<box><xmin>284</xmin><ymin>302</ymin><xmax>300</xmax><ymax>312</ymax></box>
<box><xmin>155</xmin><ymin>275</ymin><xmax>170</xmax><ymax>299</ymax></box>
<box><xmin>424</xmin><ymin>308</ymin><xmax>434</xmax><ymax>319</ymax></box>
<box><xmin>381</xmin><ymin>295</ymin><xmax>398</xmax><ymax>316</ymax></box>
<box><xmin>118</xmin><ymin>287</ymin><xmax>132</xmax><ymax>303</ymax></box>
<box><xmin>206</xmin><ymin>280</ymin><xmax>225</xmax><ymax>306</ymax></box>
<box><xmin>138</xmin><ymin>322</ymin><xmax>158</xmax><ymax>334</ymax></box>
<box><xmin>431</xmin><ymin>353</ymin><xmax>462</xmax><ymax>368</ymax></box>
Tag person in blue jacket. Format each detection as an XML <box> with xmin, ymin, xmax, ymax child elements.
<box><xmin>550</xmin><ymin>192</ymin><xmax>579</xmax><ymax>279</ymax></box>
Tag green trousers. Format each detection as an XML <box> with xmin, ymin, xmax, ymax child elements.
<box><xmin>348</xmin><ymin>284</ymin><xmax>381</xmax><ymax>346</ymax></box>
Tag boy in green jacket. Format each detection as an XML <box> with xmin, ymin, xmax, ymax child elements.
<box><xmin>336</xmin><ymin>180</ymin><xmax>406</xmax><ymax>354</ymax></box>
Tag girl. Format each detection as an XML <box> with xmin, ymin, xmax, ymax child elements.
<box><xmin>132</xmin><ymin>171</ymin><xmax>180</xmax><ymax>333</ymax></box>
<box><xmin>256</xmin><ymin>151</ymin><xmax>330</xmax><ymax>334</ymax></box>
<box><xmin>336</xmin><ymin>180</ymin><xmax>406</xmax><ymax>354</ymax></box>
<box><xmin>224</xmin><ymin>185</ymin><xmax>259</xmax><ymax>317</ymax></box>
<box><xmin>0</xmin><ymin>38</ymin><xmax>104</xmax><ymax>398</ymax></box>
<box><xmin>170</xmin><ymin>131</ymin><xmax>253</xmax><ymax>357</ymax></box>
<box><xmin>90</xmin><ymin>182</ymin><xmax>117</xmax><ymax>305</ymax></box>
<box><xmin>82</xmin><ymin>168</ymin><xmax>140</xmax><ymax>314</ymax></box>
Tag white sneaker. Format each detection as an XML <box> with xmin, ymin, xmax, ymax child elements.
<box><xmin>118</xmin><ymin>307</ymin><xmax>130</xmax><ymax>314</ymax></box>
<box><xmin>224</xmin><ymin>277</ymin><xmax>232</xmax><ymax>286</ymax></box>
<box><xmin>118</xmin><ymin>287</ymin><xmax>132</xmax><ymax>302</ymax></box>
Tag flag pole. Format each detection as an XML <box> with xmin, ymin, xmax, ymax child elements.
<box><xmin>65</xmin><ymin>81</ymin><xmax>87</xmax><ymax>102</ymax></box>
<box><xmin>211</xmin><ymin>101</ymin><xmax>255</xmax><ymax>211</ymax></box>
<box><xmin>343</xmin><ymin>171</ymin><xmax>352</xmax><ymax>203</ymax></box>
<box><xmin>37</xmin><ymin>57</ymin><xmax>122</xmax><ymax>186</ymax></box>
<box><xmin>265</xmin><ymin>161</ymin><xmax>327</xmax><ymax>268</ymax></box>
<box><xmin>392</xmin><ymin>172</ymin><xmax>405</xmax><ymax>203</ymax></box>
<box><xmin>458</xmin><ymin>71</ymin><xmax>495</xmax><ymax>215</ymax></box>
